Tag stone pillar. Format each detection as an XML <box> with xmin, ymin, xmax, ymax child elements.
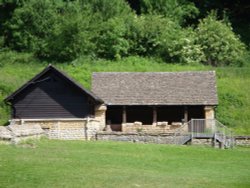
<box><xmin>152</xmin><ymin>107</ymin><xmax>157</xmax><ymax>126</ymax></box>
<box><xmin>204</xmin><ymin>106</ymin><xmax>215</xmax><ymax>119</ymax></box>
<box><xmin>204</xmin><ymin>106</ymin><xmax>215</xmax><ymax>130</ymax></box>
<box><xmin>122</xmin><ymin>106</ymin><xmax>127</xmax><ymax>124</ymax></box>
<box><xmin>95</xmin><ymin>104</ymin><xmax>107</xmax><ymax>131</ymax></box>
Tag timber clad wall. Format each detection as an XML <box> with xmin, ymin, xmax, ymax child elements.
<box><xmin>12</xmin><ymin>71</ymin><xmax>94</xmax><ymax>119</ymax></box>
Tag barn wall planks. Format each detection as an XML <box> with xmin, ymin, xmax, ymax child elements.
<box><xmin>12</xmin><ymin>71</ymin><xmax>94</xmax><ymax>119</ymax></box>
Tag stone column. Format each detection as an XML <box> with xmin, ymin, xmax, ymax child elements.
<box><xmin>204</xmin><ymin>106</ymin><xmax>215</xmax><ymax>130</ymax></box>
<box><xmin>204</xmin><ymin>106</ymin><xmax>215</xmax><ymax>119</ymax></box>
<box><xmin>95</xmin><ymin>104</ymin><xmax>107</xmax><ymax>131</ymax></box>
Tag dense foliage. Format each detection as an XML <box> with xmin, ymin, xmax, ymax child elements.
<box><xmin>0</xmin><ymin>0</ymin><xmax>248</xmax><ymax>65</ymax></box>
<box><xmin>195</xmin><ymin>13</ymin><xmax>246</xmax><ymax>66</ymax></box>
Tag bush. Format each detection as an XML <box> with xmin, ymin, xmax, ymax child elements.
<box><xmin>126</xmin><ymin>15</ymin><xmax>168</xmax><ymax>56</ymax></box>
<box><xmin>126</xmin><ymin>15</ymin><xmax>205</xmax><ymax>64</ymax></box>
<box><xmin>95</xmin><ymin>17</ymin><xmax>130</xmax><ymax>60</ymax></box>
<box><xmin>159</xmin><ymin>27</ymin><xmax>205</xmax><ymax>64</ymax></box>
<box><xmin>82</xmin><ymin>0</ymin><xmax>132</xmax><ymax>21</ymax></box>
<box><xmin>42</xmin><ymin>7</ymin><xmax>96</xmax><ymax>62</ymax></box>
<box><xmin>139</xmin><ymin>0</ymin><xmax>199</xmax><ymax>24</ymax></box>
<box><xmin>4</xmin><ymin>0</ymin><xmax>134</xmax><ymax>61</ymax></box>
<box><xmin>195</xmin><ymin>13</ymin><xmax>246</xmax><ymax>66</ymax></box>
<box><xmin>4</xmin><ymin>0</ymin><xmax>60</xmax><ymax>52</ymax></box>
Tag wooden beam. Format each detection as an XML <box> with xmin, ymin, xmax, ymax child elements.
<box><xmin>184</xmin><ymin>106</ymin><xmax>188</xmax><ymax>122</ymax></box>
<box><xmin>153</xmin><ymin>106</ymin><xmax>157</xmax><ymax>124</ymax></box>
<box><xmin>122</xmin><ymin>106</ymin><xmax>127</xmax><ymax>123</ymax></box>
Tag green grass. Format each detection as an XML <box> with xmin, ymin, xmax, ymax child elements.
<box><xmin>0</xmin><ymin>52</ymin><xmax>250</xmax><ymax>134</ymax></box>
<box><xmin>0</xmin><ymin>139</ymin><xmax>250</xmax><ymax>188</ymax></box>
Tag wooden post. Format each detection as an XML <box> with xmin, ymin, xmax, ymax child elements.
<box><xmin>184</xmin><ymin>106</ymin><xmax>188</xmax><ymax>122</ymax></box>
<box><xmin>153</xmin><ymin>107</ymin><xmax>157</xmax><ymax>125</ymax></box>
<box><xmin>122</xmin><ymin>106</ymin><xmax>127</xmax><ymax>123</ymax></box>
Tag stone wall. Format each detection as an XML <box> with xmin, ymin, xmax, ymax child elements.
<box><xmin>235</xmin><ymin>136</ymin><xmax>250</xmax><ymax>146</ymax></box>
<box><xmin>204</xmin><ymin>106</ymin><xmax>215</xmax><ymax>119</ymax></box>
<box><xmin>95</xmin><ymin>104</ymin><xmax>106</xmax><ymax>131</ymax></box>
<box><xmin>0</xmin><ymin>124</ymin><xmax>45</xmax><ymax>144</ymax></box>
<box><xmin>14</xmin><ymin>118</ymin><xmax>102</xmax><ymax>140</ymax></box>
<box><xmin>191</xmin><ymin>138</ymin><xmax>214</xmax><ymax>146</ymax></box>
<box><xmin>48</xmin><ymin>121</ymin><xmax>86</xmax><ymax>140</ymax></box>
<box><xmin>122</xmin><ymin>122</ymin><xmax>184</xmax><ymax>133</ymax></box>
<box><xmin>97</xmin><ymin>132</ymin><xmax>175</xmax><ymax>144</ymax></box>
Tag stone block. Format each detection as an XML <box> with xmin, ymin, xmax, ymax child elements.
<box><xmin>0</xmin><ymin>126</ymin><xmax>13</xmax><ymax>140</ymax></box>
<box><xmin>8</xmin><ymin>124</ymin><xmax>44</xmax><ymax>137</ymax></box>
<box><xmin>134</xmin><ymin>121</ymin><xmax>142</xmax><ymax>126</ymax></box>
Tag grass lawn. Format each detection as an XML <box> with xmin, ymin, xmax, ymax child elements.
<box><xmin>0</xmin><ymin>139</ymin><xmax>250</xmax><ymax>188</ymax></box>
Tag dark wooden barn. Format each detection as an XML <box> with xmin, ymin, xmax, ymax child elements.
<box><xmin>92</xmin><ymin>71</ymin><xmax>218</xmax><ymax>131</ymax></box>
<box><xmin>5</xmin><ymin>65</ymin><xmax>103</xmax><ymax>119</ymax></box>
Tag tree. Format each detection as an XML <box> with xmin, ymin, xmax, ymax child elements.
<box><xmin>195</xmin><ymin>13</ymin><xmax>246</xmax><ymax>66</ymax></box>
<box><xmin>139</xmin><ymin>0</ymin><xmax>199</xmax><ymax>24</ymax></box>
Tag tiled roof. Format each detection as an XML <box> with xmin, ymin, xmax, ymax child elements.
<box><xmin>92</xmin><ymin>71</ymin><xmax>218</xmax><ymax>105</ymax></box>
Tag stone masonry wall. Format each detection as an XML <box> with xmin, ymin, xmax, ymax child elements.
<box><xmin>204</xmin><ymin>106</ymin><xmax>215</xmax><ymax>119</ymax></box>
<box><xmin>122</xmin><ymin>122</ymin><xmax>184</xmax><ymax>133</ymax></box>
<box><xmin>235</xmin><ymin>136</ymin><xmax>250</xmax><ymax>146</ymax></box>
<box><xmin>0</xmin><ymin>124</ymin><xmax>45</xmax><ymax>144</ymax></box>
<box><xmin>97</xmin><ymin>132</ymin><xmax>175</xmax><ymax>144</ymax></box>
<box><xmin>95</xmin><ymin>104</ymin><xmax>106</xmax><ymax>131</ymax></box>
<box><xmin>15</xmin><ymin>118</ymin><xmax>103</xmax><ymax>140</ymax></box>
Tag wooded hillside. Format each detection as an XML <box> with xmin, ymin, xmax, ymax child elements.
<box><xmin>0</xmin><ymin>0</ymin><xmax>249</xmax><ymax>65</ymax></box>
<box><xmin>0</xmin><ymin>0</ymin><xmax>249</xmax><ymax>134</ymax></box>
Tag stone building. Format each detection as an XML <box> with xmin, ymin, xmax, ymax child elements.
<box><xmin>92</xmin><ymin>72</ymin><xmax>218</xmax><ymax>133</ymax></box>
<box><xmin>4</xmin><ymin>65</ymin><xmax>218</xmax><ymax>140</ymax></box>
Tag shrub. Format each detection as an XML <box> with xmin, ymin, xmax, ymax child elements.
<box><xmin>82</xmin><ymin>0</ymin><xmax>132</xmax><ymax>21</ymax></box>
<box><xmin>4</xmin><ymin>0</ymin><xmax>60</xmax><ymax>52</ymax></box>
<box><xmin>139</xmin><ymin>0</ymin><xmax>199</xmax><ymax>24</ymax></box>
<box><xmin>95</xmin><ymin>17</ymin><xmax>130</xmax><ymax>60</ymax></box>
<box><xmin>126</xmin><ymin>15</ymin><xmax>162</xmax><ymax>56</ymax></box>
<box><xmin>42</xmin><ymin>9</ymin><xmax>96</xmax><ymax>62</ymax></box>
<box><xmin>159</xmin><ymin>27</ymin><xmax>205</xmax><ymax>64</ymax></box>
<box><xmin>126</xmin><ymin>15</ymin><xmax>205</xmax><ymax>64</ymax></box>
<box><xmin>195</xmin><ymin>13</ymin><xmax>246</xmax><ymax>66</ymax></box>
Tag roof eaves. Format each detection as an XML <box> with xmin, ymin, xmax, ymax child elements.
<box><xmin>4</xmin><ymin>65</ymin><xmax>103</xmax><ymax>104</ymax></box>
<box><xmin>4</xmin><ymin>65</ymin><xmax>52</xmax><ymax>103</ymax></box>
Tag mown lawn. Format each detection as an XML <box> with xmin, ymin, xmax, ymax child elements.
<box><xmin>0</xmin><ymin>139</ymin><xmax>250</xmax><ymax>188</ymax></box>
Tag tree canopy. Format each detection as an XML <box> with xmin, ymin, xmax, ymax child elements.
<box><xmin>0</xmin><ymin>0</ymin><xmax>248</xmax><ymax>65</ymax></box>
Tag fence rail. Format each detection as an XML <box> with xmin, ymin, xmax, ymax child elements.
<box><xmin>174</xmin><ymin>119</ymin><xmax>235</xmax><ymax>148</ymax></box>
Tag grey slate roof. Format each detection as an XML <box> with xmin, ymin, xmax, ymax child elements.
<box><xmin>92</xmin><ymin>71</ymin><xmax>218</xmax><ymax>106</ymax></box>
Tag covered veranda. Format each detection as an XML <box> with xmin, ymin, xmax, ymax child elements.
<box><xmin>106</xmin><ymin>105</ymin><xmax>213</xmax><ymax>132</ymax></box>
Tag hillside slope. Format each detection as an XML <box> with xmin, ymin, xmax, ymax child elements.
<box><xmin>0</xmin><ymin>55</ymin><xmax>249</xmax><ymax>134</ymax></box>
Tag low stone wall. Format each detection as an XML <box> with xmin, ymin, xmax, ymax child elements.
<box><xmin>0</xmin><ymin>126</ymin><xmax>12</xmax><ymax>144</ymax></box>
<box><xmin>0</xmin><ymin>124</ymin><xmax>45</xmax><ymax>144</ymax></box>
<box><xmin>235</xmin><ymin>136</ymin><xmax>250</xmax><ymax>146</ymax></box>
<box><xmin>191</xmin><ymin>138</ymin><xmax>214</xmax><ymax>146</ymax></box>
<box><xmin>97</xmin><ymin>131</ymin><xmax>175</xmax><ymax>144</ymax></box>
<box><xmin>14</xmin><ymin>118</ymin><xmax>102</xmax><ymax>140</ymax></box>
<box><xmin>122</xmin><ymin>122</ymin><xmax>184</xmax><ymax>133</ymax></box>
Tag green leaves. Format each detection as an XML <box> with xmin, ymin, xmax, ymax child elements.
<box><xmin>1</xmin><ymin>0</ymin><xmax>247</xmax><ymax>65</ymax></box>
<box><xmin>139</xmin><ymin>0</ymin><xmax>199</xmax><ymax>25</ymax></box>
<box><xmin>195</xmin><ymin>13</ymin><xmax>246</xmax><ymax>66</ymax></box>
<box><xmin>96</xmin><ymin>17</ymin><xmax>130</xmax><ymax>60</ymax></box>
